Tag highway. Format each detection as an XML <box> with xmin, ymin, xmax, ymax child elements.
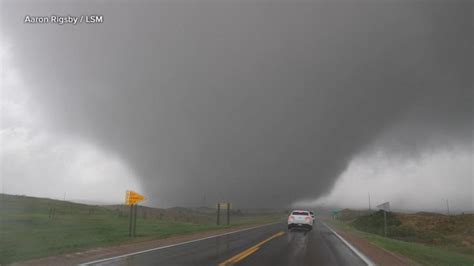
<box><xmin>83</xmin><ymin>222</ymin><xmax>369</xmax><ymax>266</ymax></box>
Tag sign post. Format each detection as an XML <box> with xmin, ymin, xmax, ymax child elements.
<box><xmin>376</xmin><ymin>202</ymin><xmax>390</xmax><ymax>237</ymax></box>
<box><xmin>125</xmin><ymin>190</ymin><xmax>146</xmax><ymax>237</ymax></box>
<box><xmin>216</xmin><ymin>202</ymin><xmax>231</xmax><ymax>225</ymax></box>
<box><xmin>216</xmin><ymin>203</ymin><xmax>220</xmax><ymax>225</ymax></box>
<box><xmin>128</xmin><ymin>205</ymin><xmax>133</xmax><ymax>237</ymax></box>
<box><xmin>133</xmin><ymin>204</ymin><xmax>138</xmax><ymax>236</ymax></box>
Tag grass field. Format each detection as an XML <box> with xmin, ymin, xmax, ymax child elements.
<box><xmin>328</xmin><ymin>210</ymin><xmax>474</xmax><ymax>266</ymax></box>
<box><xmin>0</xmin><ymin>194</ymin><xmax>284</xmax><ymax>264</ymax></box>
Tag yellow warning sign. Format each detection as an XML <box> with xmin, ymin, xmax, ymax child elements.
<box><xmin>125</xmin><ymin>190</ymin><xmax>145</xmax><ymax>206</ymax></box>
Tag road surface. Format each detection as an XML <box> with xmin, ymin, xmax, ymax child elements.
<box><xmin>83</xmin><ymin>222</ymin><xmax>369</xmax><ymax>266</ymax></box>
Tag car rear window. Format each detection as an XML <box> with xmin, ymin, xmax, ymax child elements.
<box><xmin>292</xmin><ymin>211</ymin><xmax>309</xmax><ymax>216</ymax></box>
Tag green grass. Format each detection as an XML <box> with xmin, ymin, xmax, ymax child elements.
<box><xmin>328</xmin><ymin>219</ymin><xmax>474</xmax><ymax>266</ymax></box>
<box><xmin>0</xmin><ymin>194</ymin><xmax>283</xmax><ymax>264</ymax></box>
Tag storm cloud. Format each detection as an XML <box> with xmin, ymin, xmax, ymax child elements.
<box><xmin>1</xmin><ymin>1</ymin><xmax>472</xmax><ymax>207</ymax></box>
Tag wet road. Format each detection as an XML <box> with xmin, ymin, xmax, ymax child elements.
<box><xmin>83</xmin><ymin>221</ymin><xmax>368</xmax><ymax>266</ymax></box>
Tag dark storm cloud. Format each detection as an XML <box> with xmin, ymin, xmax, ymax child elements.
<box><xmin>1</xmin><ymin>0</ymin><xmax>471</xmax><ymax>207</ymax></box>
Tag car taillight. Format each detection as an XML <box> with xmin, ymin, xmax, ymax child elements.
<box><xmin>289</xmin><ymin>215</ymin><xmax>294</xmax><ymax>220</ymax></box>
<box><xmin>305</xmin><ymin>217</ymin><xmax>310</xmax><ymax>221</ymax></box>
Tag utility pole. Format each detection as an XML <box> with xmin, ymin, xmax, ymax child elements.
<box><xmin>216</xmin><ymin>203</ymin><xmax>220</xmax><ymax>225</ymax></box>
<box><xmin>368</xmin><ymin>193</ymin><xmax>371</xmax><ymax>211</ymax></box>
<box><xmin>446</xmin><ymin>199</ymin><xmax>450</xmax><ymax>215</ymax></box>
<box><xmin>366</xmin><ymin>192</ymin><xmax>371</xmax><ymax>232</ymax></box>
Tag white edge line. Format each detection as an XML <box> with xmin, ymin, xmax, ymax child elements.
<box><xmin>79</xmin><ymin>222</ymin><xmax>279</xmax><ymax>265</ymax></box>
<box><xmin>322</xmin><ymin>222</ymin><xmax>375</xmax><ymax>266</ymax></box>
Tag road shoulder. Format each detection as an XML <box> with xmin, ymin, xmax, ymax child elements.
<box><xmin>324</xmin><ymin>220</ymin><xmax>419</xmax><ymax>266</ymax></box>
<box><xmin>12</xmin><ymin>222</ymin><xmax>277</xmax><ymax>266</ymax></box>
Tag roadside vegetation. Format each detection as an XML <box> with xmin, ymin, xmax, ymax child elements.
<box><xmin>328</xmin><ymin>209</ymin><xmax>474</xmax><ymax>266</ymax></box>
<box><xmin>0</xmin><ymin>194</ymin><xmax>284</xmax><ymax>264</ymax></box>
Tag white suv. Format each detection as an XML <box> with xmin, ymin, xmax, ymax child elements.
<box><xmin>288</xmin><ymin>210</ymin><xmax>313</xmax><ymax>230</ymax></box>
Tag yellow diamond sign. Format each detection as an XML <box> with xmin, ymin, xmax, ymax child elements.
<box><xmin>125</xmin><ymin>190</ymin><xmax>145</xmax><ymax>206</ymax></box>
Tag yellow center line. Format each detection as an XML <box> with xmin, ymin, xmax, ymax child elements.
<box><xmin>218</xmin><ymin>231</ymin><xmax>285</xmax><ymax>266</ymax></box>
<box><xmin>225</xmin><ymin>246</ymin><xmax>260</xmax><ymax>265</ymax></box>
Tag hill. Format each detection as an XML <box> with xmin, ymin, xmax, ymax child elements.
<box><xmin>0</xmin><ymin>194</ymin><xmax>283</xmax><ymax>264</ymax></box>
<box><xmin>338</xmin><ymin>209</ymin><xmax>474</xmax><ymax>261</ymax></box>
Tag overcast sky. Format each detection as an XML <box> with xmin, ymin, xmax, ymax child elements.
<box><xmin>0</xmin><ymin>0</ymin><xmax>472</xmax><ymax>211</ymax></box>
